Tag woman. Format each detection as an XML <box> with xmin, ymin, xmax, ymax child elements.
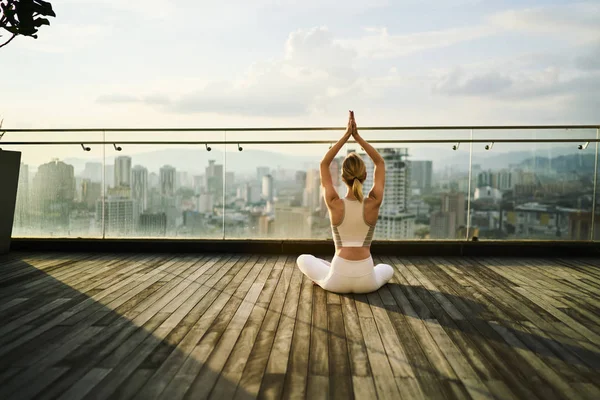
<box><xmin>297</xmin><ymin>111</ymin><xmax>394</xmax><ymax>293</ymax></box>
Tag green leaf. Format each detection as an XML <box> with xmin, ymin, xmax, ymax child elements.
<box><xmin>33</xmin><ymin>17</ymin><xmax>49</xmax><ymax>27</ymax></box>
<box><xmin>33</xmin><ymin>1</ymin><xmax>56</xmax><ymax>17</ymax></box>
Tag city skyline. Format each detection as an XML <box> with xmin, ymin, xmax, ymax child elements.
<box><xmin>12</xmin><ymin>140</ymin><xmax>599</xmax><ymax>241</ymax></box>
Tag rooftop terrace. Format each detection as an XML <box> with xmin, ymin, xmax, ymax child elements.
<box><xmin>1</xmin><ymin>252</ymin><xmax>599</xmax><ymax>399</ymax></box>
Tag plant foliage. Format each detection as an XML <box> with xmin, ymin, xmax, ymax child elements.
<box><xmin>1</xmin><ymin>0</ymin><xmax>55</xmax><ymax>48</ymax></box>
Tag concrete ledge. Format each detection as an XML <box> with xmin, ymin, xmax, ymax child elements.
<box><xmin>10</xmin><ymin>238</ymin><xmax>600</xmax><ymax>257</ymax></box>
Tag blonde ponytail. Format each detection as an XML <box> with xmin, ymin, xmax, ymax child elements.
<box><xmin>342</xmin><ymin>152</ymin><xmax>367</xmax><ymax>202</ymax></box>
<box><xmin>352</xmin><ymin>178</ymin><xmax>364</xmax><ymax>203</ymax></box>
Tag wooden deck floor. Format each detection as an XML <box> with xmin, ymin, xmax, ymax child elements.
<box><xmin>0</xmin><ymin>253</ymin><xmax>599</xmax><ymax>400</ymax></box>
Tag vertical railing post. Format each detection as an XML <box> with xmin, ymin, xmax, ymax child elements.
<box><xmin>466</xmin><ymin>129</ymin><xmax>473</xmax><ymax>241</ymax></box>
<box><xmin>102</xmin><ymin>130</ymin><xmax>106</xmax><ymax>239</ymax></box>
<box><xmin>591</xmin><ymin>128</ymin><xmax>599</xmax><ymax>241</ymax></box>
<box><xmin>222</xmin><ymin>131</ymin><xmax>227</xmax><ymax>240</ymax></box>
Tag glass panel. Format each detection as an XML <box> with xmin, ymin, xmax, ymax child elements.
<box><xmin>223</xmin><ymin>129</ymin><xmax>472</xmax><ymax>240</ymax></box>
<box><xmin>223</xmin><ymin>130</ymin><xmax>336</xmax><ymax>240</ymax></box>
<box><xmin>2</xmin><ymin>131</ymin><xmax>104</xmax><ymax>238</ymax></box>
<box><xmin>101</xmin><ymin>131</ymin><xmax>225</xmax><ymax>238</ymax></box>
<box><xmin>469</xmin><ymin>128</ymin><xmax>597</xmax><ymax>240</ymax></box>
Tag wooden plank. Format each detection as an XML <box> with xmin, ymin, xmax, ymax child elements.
<box><xmin>428</xmin><ymin>257</ymin><xmax>563</xmax><ymax>399</ymax></box>
<box><xmin>36</xmin><ymin>256</ymin><xmax>232</xmax><ymax>400</ymax></box>
<box><xmin>366</xmin><ymin>291</ymin><xmax>415</xmax><ymax>379</ymax></box>
<box><xmin>0</xmin><ymin>255</ymin><xmax>182</xmax><ymax>357</ymax></box>
<box><xmin>112</xmin><ymin>369</ymin><xmax>154</xmax><ymax>400</ymax></box>
<box><xmin>488</xmin><ymin>322</ymin><xmax>578</xmax><ymax>399</ymax></box>
<box><xmin>258</xmin><ymin>260</ymin><xmax>303</xmax><ymax>399</ymax></box>
<box><xmin>280</xmin><ymin>272</ymin><xmax>314</xmax><ymax>400</ymax></box>
<box><xmin>89</xmin><ymin>256</ymin><xmax>257</xmax><ymax>400</ymax></box>
<box><xmin>8</xmin><ymin>367</ymin><xmax>69</xmax><ymax>400</ymax></box>
<box><xmin>306</xmin><ymin>281</ymin><xmax>330</xmax><ymax>397</ymax></box>
<box><xmin>326</xmin><ymin>304</ymin><xmax>353</xmax><ymax>400</ymax></box>
<box><xmin>210</xmin><ymin>256</ymin><xmax>282</xmax><ymax>400</ymax></box>
<box><xmin>358</xmin><ymin>316</ymin><xmax>402</xmax><ymax>399</ymax></box>
<box><xmin>185</xmin><ymin>264</ymin><xmax>270</xmax><ymax>398</ymax></box>
<box><xmin>234</xmin><ymin>256</ymin><xmax>293</xmax><ymax>399</ymax></box>
<box><xmin>57</xmin><ymin>368</ymin><xmax>111</xmax><ymax>400</ymax></box>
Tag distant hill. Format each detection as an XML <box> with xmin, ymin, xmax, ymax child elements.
<box><xmin>64</xmin><ymin>148</ymin><xmax>320</xmax><ymax>176</ymax></box>
<box><xmin>57</xmin><ymin>145</ymin><xmax>592</xmax><ymax>177</ymax></box>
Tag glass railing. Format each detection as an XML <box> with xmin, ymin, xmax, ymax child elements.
<box><xmin>2</xmin><ymin>125</ymin><xmax>599</xmax><ymax>241</ymax></box>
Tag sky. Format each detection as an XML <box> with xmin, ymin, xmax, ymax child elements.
<box><xmin>1</xmin><ymin>0</ymin><xmax>599</xmax><ymax>161</ymax></box>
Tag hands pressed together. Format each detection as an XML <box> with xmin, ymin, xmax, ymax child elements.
<box><xmin>344</xmin><ymin>110</ymin><xmax>360</xmax><ymax>140</ymax></box>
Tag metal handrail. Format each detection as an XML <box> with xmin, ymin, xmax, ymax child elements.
<box><xmin>1</xmin><ymin>138</ymin><xmax>600</xmax><ymax>145</ymax></box>
<box><xmin>1</xmin><ymin>124</ymin><xmax>599</xmax><ymax>133</ymax></box>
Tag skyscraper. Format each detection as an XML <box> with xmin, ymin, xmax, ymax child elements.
<box><xmin>31</xmin><ymin>159</ymin><xmax>76</xmax><ymax>230</ymax></box>
<box><xmin>82</xmin><ymin>162</ymin><xmax>102</xmax><ymax>182</ymax></box>
<box><xmin>114</xmin><ymin>156</ymin><xmax>132</xmax><ymax>188</ymax></box>
<box><xmin>132</xmin><ymin>165</ymin><xmax>148</xmax><ymax>212</ymax></box>
<box><xmin>160</xmin><ymin>165</ymin><xmax>176</xmax><ymax>197</ymax></box>
<box><xmin>429</xmin><ymin>192</ymin><xmax>466</xmax><ymax>238</ymax></box>
<box><xmin>205</xmin><ymin>160</ymin><xmax>224</xmax><ymax>202</ymax></box>
<box><xmin>81</xmin><ymin>179</ymin><xmax>102</xmax><ymax>209</ymax></box>
<box><xmin>359</xmin><ymin>148</ymin><xmax>415</xmax><ymax>239</ymax></box>
<box><xmin>257</xmin><ymin>166</ymin><xmax>270</xmax><ymax>181</ymax></box>
<box><xmin>303</xmin><ymin>168</ymin><xmax>321</xmax><ymax>211</ymax></box>
<box><xmin>96</xmin><ymin>197</ymin><xmax>139</xmax><ymax>236</ymax></box>
<box><xmin>410</xmin><ymin>160</ymin><xmax>433</xmax><ymax>193</ymax></box>
<box><xmin>262</xmin><ymin>174</ymin><xmax>274</xmax><ymax>202</ymax></box>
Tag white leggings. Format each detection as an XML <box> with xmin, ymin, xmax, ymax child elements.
<box><xmin>296</xmin><ymin>254</ymin><xmax>394</xmax><ymax>294</ymax></box>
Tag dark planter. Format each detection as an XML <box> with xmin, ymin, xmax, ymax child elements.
<box><xmin>0</xmin><ymin>150</ymin><xmax>21</xmax><ymax>254</ymax></box>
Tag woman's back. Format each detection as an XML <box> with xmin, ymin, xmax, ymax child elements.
<box><xmin>330</xmin><ymin>196</ymin><xmax>380</xmax><ymax>260</ymax></box>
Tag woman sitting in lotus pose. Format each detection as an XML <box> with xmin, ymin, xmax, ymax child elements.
<box><xmin>297</xmin><ymin>111</ymin><xmax>394</xmax><ymax>293</ymax></box>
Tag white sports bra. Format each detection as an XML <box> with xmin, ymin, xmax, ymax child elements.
<box><xmin>331</xmin><ymin>198</ymin><xmax>376</xmax><ymax>247</ymax></box>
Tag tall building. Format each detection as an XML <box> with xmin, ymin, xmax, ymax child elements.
<box><xmin>31</xmin><ymin>160</ymin><xmax>76</xmax><ymax>230</ymax></box>
<box><xmin>114</xmin><ymin>156</ymin><xmax>132</xmax><ymax>188</ymax></box>
<box><xmin>105</xmin><ymin>164</ymin><xmax>114</xmax><ymax>188</ymax></box>
<box><xmin>442</xmin><ymin>192</ymin><xmax>466</xmax><ymax>228</ymax></box>
<box><xmin>430</xmin><ymin>192</ymin><xmax>466</xmax><ymax>239</ymax></box>
<box><xmin>329</xmin><ymin>157</ymin><xmax>343</xmax><ymax>187</ymax></box>
<box><xmin>96</xmin><ymin>197</ymin><xmax>139</xmax><ymax>236</ymax></box>
<box><xmin>238</xmin><ymin>183</ymin><xmax>260</xmax><ymax>204</ymax></box>
<box><xmin>81</xmin><ymin>179</ymin><xmax>102</xmax><ymax>209</ymax></box>
<box><xmin>273</xmin><ymin>204</ymin><xmax>312</xmax><ymax>238</ymax></box>
<box><xmin>132</xmin><ymin>165</ymin><xmax>148</xmax><ymax>211</ymax></box>
<box><xmin>257</xmin><ymin>166</ymin><xmax>270</xmax><ymax>181</ymax></box>
<box><xmin>359</xmin><ymin>148</ymin><xmax>415</xmax><ymax>239</ymax></box>
<box><xmin>139</xmin><ymin>212</ymin><xmax>167</xmax><ymax>236</ymax></box>
<box><xmin>82</xmin><ymin>162</ymin><xmax>102</xmax><ymax>182</ymax></box>
<box><xmin>303</xmin><ymin>168</ymin><xmax>321</xmax><ymax>211</ymax></box>
<box><xmin>206</xmin><ymin>160</ymin><xmax>224</xmax><ymax>202</ymax></box>
<box><xmin>430</xmin><ymin>211</ymin><xmax>457</xmax><ymax>239</ymax></box>
<box><xmin>160</xmin><ymin>165</ymin><xmax>176</xmax><ymax>197</ymax></box>
<box><xmin>262</xmin><ymin>174</ymin><xmax>274</xmax><ymax>202</ymax></box>
<box><xmin>410</xmin><ymin>160</ymin><xmax>433</xmax><ymax>193</ymax></box>
<box><xmin>176</xmin><ymin>171</ymin><xmax>190</xmax><ymax>189</ymax></box>
<box><xmin>295</xmin><ymin>171</ymin><xmax>307</xmax><ymax>187</ymax></box>
<box><xmin>149</xmin><ymin>172</ymin><xmax>159</xmax><ymax>189</ymax></box>
<box><xmin>193</xmin><ymin>175</ymin><xmax>204</xmax><ymax>194</ymax></box>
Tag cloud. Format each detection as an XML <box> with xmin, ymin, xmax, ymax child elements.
<box><xmin>337</xmin><ymin>25</ymin><xmax>493</xmax><ymax>59</ymax></box>
<box><xmin>341</xmin><ymin>2</ymin><xmax>600</xmax><ymax>60</ymax></box>
<box><xmin>489</xmin><ymin>2</ymin><xmax>600</xmax><ymax>42</ymax></box>
<box><xmin>434</xmin><ymin>69</ymin><xmax>513</xmax><ymax>96</ymax></box>
<box><xmin>576</xmin><ymin>42</ymin><xmax>600</xmax><ymax>71</ymax></box>
<box><xmin>434</xmin><ymin>65</ymin><xmax>600</xmax><ymax>105</ymax></box>
<box><xmin>96</xmin><ymin>94</ymin><xmax>140</xmax><ymax>104</ymax></box>
<box><xmin>96</xmin><ymin>27</ymin><xmax>359</xmax><ymax>117</ymax></box>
